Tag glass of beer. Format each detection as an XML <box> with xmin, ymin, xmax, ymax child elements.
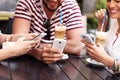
<box><xmin>55</xmin><ymin>24</ymin><xmax>66</xmax><ymax>39</ymax></box>
<box><xmin>95</xmin><ymin>31</ymin><xmax>107</xmax><ymax>47</ymax></box>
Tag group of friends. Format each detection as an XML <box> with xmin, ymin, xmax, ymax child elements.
<box><xmin>0</xmin><ymin>0</ymin><xmax>120</xmax><ymax>74</ymax></box>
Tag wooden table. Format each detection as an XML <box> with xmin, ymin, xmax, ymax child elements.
<box><xmin>0</xmin><ymin>55</ymin><xmax>120</xmax><ymax>80</ymax></box>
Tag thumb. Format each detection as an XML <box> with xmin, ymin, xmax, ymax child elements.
<box><xmin>31</xmin><ymin>33</ymin><xmax>38</xmax><ymax>37</ymax></box>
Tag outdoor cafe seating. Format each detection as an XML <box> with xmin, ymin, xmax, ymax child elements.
<box><xmin>0</xmin><ymin>0</ymin><xmax>120</xmax><ymax>80</ymax></box>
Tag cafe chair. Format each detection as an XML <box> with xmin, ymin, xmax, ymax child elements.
<box><xmin>0</xmin><ymin>18</ymin><xmax>13</xmax><ymax>34</ymax></box>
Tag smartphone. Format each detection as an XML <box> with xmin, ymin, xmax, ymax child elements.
<box><xmin>52</xmin><ymin>39</ymin><xmax>66</xmax><ymax>53</ymax></box>
<box><xmin>80</xmin><ymin>34</ymin><xmax>96</xmax><ymax>45</ymax></box>
<box><xmin>31</xmin><ymin>33</ymin><xmax>46</xmax><ymax>40</ymax></box>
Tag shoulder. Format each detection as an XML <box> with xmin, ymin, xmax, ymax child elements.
<box><xmin>17</xmin><ymin>0</ymin><xmax>41</xmax><ymax>8</ymax></box>
<box><xmin>17</xmin><ymin>0</ymin><xmax>39</xmax><ymax>4</ymax></box>
<box><xmin>62</xmin><ymin>0</ymin><xmax>79</xmax><ymax>6</ymax></box>
<box><xmin>63</xmin><ymin>0</ymin><xmax>77</xmax><ymax>3</ymax></box>
<box><xmin>62</xmin><ymin>0</ymin><xmax>80</xmax><ymax>11</ymax></box>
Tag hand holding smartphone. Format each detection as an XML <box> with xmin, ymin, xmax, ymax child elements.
<box><xmin>80</xmin><ymin>34</ymin><xmax>96</xmax><ymax>45</ymax></box>
<box><xmin>29</xmin><ymin>33</ymin><xmax>46</xmax><ymax>48</ymax></box>
<box><xmin>52</xmin><ymin>39</ymin><xmax>66</xmax><ymax>53</ymax></box>
<box><xmin>52</xmin><ymin>39</ymin><xmax>69</xmax><ymax>60</ymax></box>
<box><xmin>31</xmin><ymin>33</ymin><xmax>46</xmax><ymax>40</ymax></box>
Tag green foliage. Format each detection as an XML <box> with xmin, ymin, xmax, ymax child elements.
<box><xmin>96</xmin><ymin>0</ymin><xmax>106</xmax><ymax>10</ymax></box>
<box><xmin>87</xmin><ymin>18</ymin><xmax>97</xmax><ymax>31</ymax></box>
<box><xmin>87</xmin><ymin>0</ymin><xmax>106</xmax><ymax>31</ymax></box>
<box><xmin>77</xmin><ymin>0</ymin><xmax>106</xmax><ymax>32</ymax></box>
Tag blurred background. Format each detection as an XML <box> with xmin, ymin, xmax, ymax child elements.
<box><xmin>77</xmin><ymin>0</ymin><xmax>106</xmax><ymax>37</ymax></box>
<box><xmin>77</xmin><ymin>0</ymin><xmax>106</xmax><ymax>31</ymax></box>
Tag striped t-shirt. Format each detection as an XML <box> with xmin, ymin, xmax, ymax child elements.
<box><xmin>14</xmin><ymin>0</ymin><xmax>83</xmax><ymax>40</ymax></box>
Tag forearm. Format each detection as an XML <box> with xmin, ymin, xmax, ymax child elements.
<box><xmin>103</xmin><ymin>56</ymin><xmax>120</xmax><ymax>73</ymax></box>
<box><xmin>63</xmin><ymin>28</ymin><xmax>84</xmax><ymax>55</ymax></box>
<box><xmin>103</xmin><ymin>56</ymin><xmax>114</xmax><ymax>67</ymax></box>
<box><xmin>64</xmin><ymin>39</ymin><xmax>81</xmax><ymax>55</ymax></box>
<box><xmin>0</xmin><ymin>48</ymin><xmax>17</xmax><ymax>60</ymax></box>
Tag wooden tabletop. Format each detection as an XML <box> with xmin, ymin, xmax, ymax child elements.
<box><xmin>0</xmin><ymin>55</ymin><xmax>120</xmax><ymax>80</ymax></box>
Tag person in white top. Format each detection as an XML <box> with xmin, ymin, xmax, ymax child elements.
<box><xmin>82</xmin><ymin>0</ymin><xmax>120</xmax><ymax>74</ymax></box>
<box><xmin>12</xmin><ymin>0</ymin><xmax>84</xmax><ymax>64</ymax></box>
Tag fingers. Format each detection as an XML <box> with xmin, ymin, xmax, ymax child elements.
<box><xmin>81</xmin><ymin>39</ymin><xmax>94</xmax><ymax>47</ymax></box>
<box><xmin>95</xmin><ymin>9</ymin><xmax>107</xmax><ymax>21</ymax></box>
<box><xmin>16</xmin><ymin>37</ymin><xmax>38</xmax><ymax>49</ymax></box>
<box><xmin>5</xmin><ymin>35</ymin><xmax>12</xmax><ymax>41</ymax></box>
<box><xmin>43</xmin><ymin>46</ymin><xmax>58</xmax><ymax>52</ymax></box>
<box><xmin>43</xmin><ymin>57</ymin><xmax>62</xmax><ymax>64</ymax></box>
<box><xmin>42</xmin><ymin>52</ymin><xmax>62</xmax><ymax>63</ymax></box>
<box><xmin>35</xmin><ymin>40</ymin><xmax>41</xmax><ymax>48</ymax></box>
<box><xmin>95</xmin><ymin>9</ymin><xmax>106</xmax><ymax>17</ymax></box>
<box><xmin>41</xmin><ymin>47</ymin><xmax>63</xmax><ymax>64</ymax></box>
<box><xmin>17</xmin><ymin>33</ymin><xmax>39</xmax><ymax>40</ymax></box>
<box><xmin>30</xmin><ymin>33</ymin><xmax>38</xmax><ymax>37</ymax></box>
<box><xmin>86</xmin><ymin>46</ymin><xmax>95</xmax><ymax>54</ymax></box>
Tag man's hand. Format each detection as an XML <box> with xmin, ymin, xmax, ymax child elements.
<box><xmin>28</xmin><ymin>43</ymin><xmax>63</xmax><ymax>64</ymax></box>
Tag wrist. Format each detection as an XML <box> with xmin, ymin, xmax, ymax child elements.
<box><xmin>107</xmin><ymin>58</ymin><xmax>114</xmax><ymax>67</ymax></box>
<box><xmin>28</xmin><ymin>48</ymin><xmax>43</xmax><ymax>61</ymax></box>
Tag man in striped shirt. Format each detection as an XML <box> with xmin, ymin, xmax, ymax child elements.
<box><xmin>12</xmin><ymin>0</ymin><xmax>84</xmax><ymax>64</ymax></box>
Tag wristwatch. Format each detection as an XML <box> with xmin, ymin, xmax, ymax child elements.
<box><xmin>111</xmin><ymin>59</ymin><xmax>119</xmax><ymax>73</ymax></box>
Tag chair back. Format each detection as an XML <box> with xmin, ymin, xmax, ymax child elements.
<box><xmin>0</xmin><ymin>18</ymin><xmax>13</xmax><ymax>34</ymax></box>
